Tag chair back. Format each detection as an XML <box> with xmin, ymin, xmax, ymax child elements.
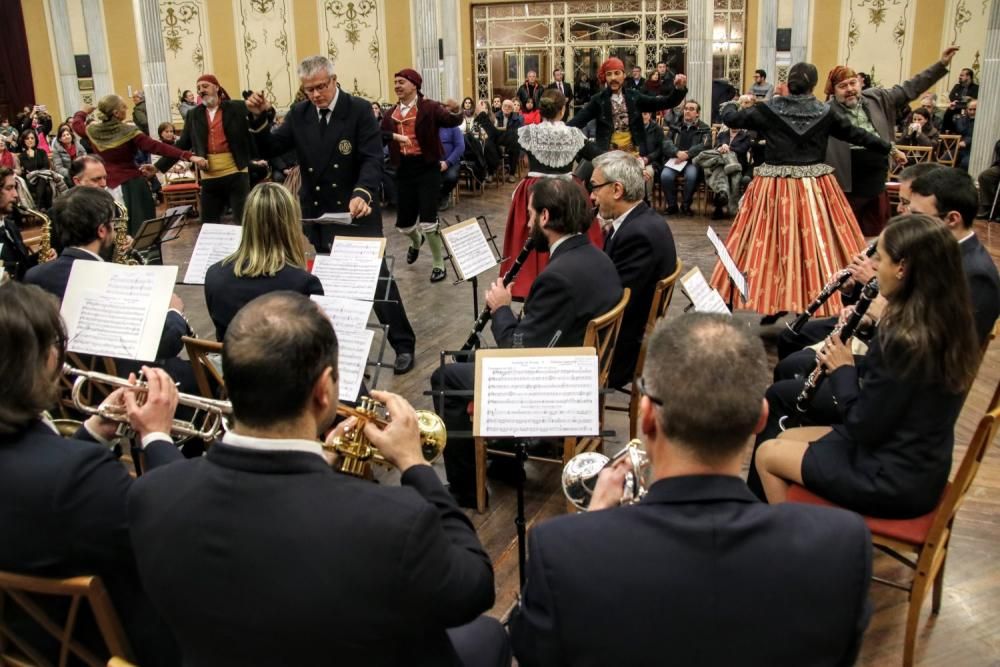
<box><xmin>888</xmin><ymin>145</ymin><xmax>933</xmax><ymax>180</ymax></box>
<box><xmin>632</xmin><ymin>261</ymin><xmax>682</xmax><ymax>381</ymax></box>
<box><xmin>0</xmin><ymin>571</ymin><xmax>133</xmax><ymax>667</ymax></box>
<box><xmin>583</xmin><ymin>288</ymin><xmax>630</xmax><ymax>390</ymax></box>
<box><xmin>182</xmin><ymin>336</ymin><xmax>226</xmax><ymax>401</ymax></box>
<box><xmin>936</xmin><ymin>134</ymin><xmax>961</xmax><ymax>167</ymax></box>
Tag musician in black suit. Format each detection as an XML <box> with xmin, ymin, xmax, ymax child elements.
<box><xmin>756</xmin><ymin>216</ymin><xmax>982</xmax><ymax>518</ymax></box>
<box><xmin>204</xmin><ymin>183</ymin><xmax>322</xmax><ymax>340</ymax></box>
<box><xmin>510</xmin><ymin>314</ymin><xmax>873</xmax><ymax>666</ymax></box>
<box><xmin>431</xmin><ymin>178</ymin><xmax>623</xmax><ymax>507</ymax></box>
<box><xmin>23</xmin><ymin>187</ymin><xmax>191</xmax><ymax>362</ymax></box>
<box><xmin>0</xmin><ymin>282</ymin><xmax>183</xmax><ymax>666</ymax></box>
<box><xmin>0</xmin><ymin>167</ymin><xmax>52</xmax><ymax>281</ymax></box>
<box><xmin>128</xmin><ymin>292</ymin><xmax>509</xmax><ymax>667</ymax></box>
<box><xmin>590</xmin><ymin>151</ymin><xmax>676</xmax><ymax>388</ymax></box>
<box><xmin>155</xmin><ymin>74</ymin><xmax>267</xmax><ymax>224</ymax></box>
<box><xmin>251</xmin><ymin>55</ymin><xmax>417</xmax><ymax>374</ymax></box>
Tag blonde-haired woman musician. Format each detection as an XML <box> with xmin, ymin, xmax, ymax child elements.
<box><xmin>204</xmin><ymin>182</ymin><xmax>323</xmax><ymax>340</ymax></box>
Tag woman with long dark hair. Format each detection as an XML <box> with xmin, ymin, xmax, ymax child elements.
<box><xmin>51</xmin><ymin>123</ymin><xmax>86</xmax><ymax>183</ymax></box>
<box><xmin>755</xmin><ymin>214</ymin><xmax>981</xmax><ymax>518</ymax></box>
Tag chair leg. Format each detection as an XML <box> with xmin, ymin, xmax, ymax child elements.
<box><xmin>903</xmin><ymin>568</ymin><xmax>933</xmax><ymax>667</ymax></box>
<box><xmin>475</xmin><ymin>437</ymin><xmax>487</xmax><ymax>513</ymax></box>
<box><xmin>931</xmin><ymin>550</ymin><xmax>947</xmax><ymax>613</ymax></box>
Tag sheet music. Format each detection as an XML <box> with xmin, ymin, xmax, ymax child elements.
<box><xmin>183</xmin><ymin>224</ymin><xmax>243</xmax><ymax>285</ymax></box>
<box><xmin>474</xmin><ymin>350</ymin><xmax>599</xmax><ymax>437</ymax></box>
<box><xmin>61</xmin><ymin>262</ymin><xmax>177</xmax><ymax>361</ymax></box>
<box><xmin>706</xmin><ymin>226</ymin><xmax>748</xmax><ymax>300</ymax></box>
<box><xmin>440</xmin><ymin>218</ymin><xmax>498</xmax><ymax>281</ymax></box>
<box><xmin>315</xmin><ymin>212</ymin><xmax>354</xmax><ymax>224</ymax></box>
<box><xmin>311</xmin><ymin>237</ymin><xmax>384</xmax><ymax>300</ymax></box>
<box><xmin>679</xmin><ymin>267</ymin><xmax>731</xmax><ymax>315</ymax></box>
<box><xmin>336</xmin><ymin>328</ymin><xmax>374</xmax><ymax>402</ymax></box>
<box><xmin>310</xmin><ymin>295</ymin><xmax>373</xmax><ymax>335</ymax></box>
<box><xmin>665</xmin><ymin>158</ymin><xmax>688</xmax><ymax>172</ymax></box>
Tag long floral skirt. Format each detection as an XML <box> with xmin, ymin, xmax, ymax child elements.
<box><xmin>710</xmin><ymin>173</ymin><xmax>865</xmax><ymax>317</ymax></box>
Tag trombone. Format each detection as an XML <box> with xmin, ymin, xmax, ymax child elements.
<box><xmin>63</xmin><ymin>363</ymin><xmax>232</xmax><ymax>441</ymax></box>
<box><xmin>323</xmin><ymin>397</ymin><xmax>447</xmax><ymax>478</ymax></box>
<box><xmin>562</xmin><ymin>439</ymin><xmax>649</xmax><ymax>511</ymax></box>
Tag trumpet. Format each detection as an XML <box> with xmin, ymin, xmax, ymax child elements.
<box><xmin>323</xmin><ymin>397</ymin><xmax>447</xmax><ymax>478</ymax></box>
<box><xmin>63</xmin><ymin>363</ymin><xmax>232</xmax><ymax>441</ymax></box>
<box><xmin>14</xmin><ymin>204</ymin><xmax>54</xmax><ymax>263</ymax></box>
<box><xmin>562</xmin><ymin>439</ymin><xmax>649</xmax><ymax>511</ymax></box>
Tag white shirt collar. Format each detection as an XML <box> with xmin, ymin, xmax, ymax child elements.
<box><xmin>316</xmin><ymin>88</ymin><xmax>340</xmax><ymax>121</ymax></box>
<box><xmin>222</xmin><ymin>431</ymin><xmax>325</xmax><ymax>459</ymax></box>
<box><xmin>73</xmin><ymin>246</ymin><xmax>105</xmax><ymax>261</ymax></box>
<box><xmin>959</xmin><ymin>230</ymin><xmax>975</xmax><ymax>244</ymax></box>
<box><xmin>398</xmin><ymin>95</ymin><xmax>418</xmax><ymax>117</ymax></box>
<box><xmin>549</xmin><ymin>233</ymin><xmax>579</xmax><ymax>255</ymax></box>
<box><xmin>610</xmin><ymin>202</ymin><xmax>642</xmax><ymax>233</ymax></box>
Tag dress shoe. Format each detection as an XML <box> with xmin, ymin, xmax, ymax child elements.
<box><xmin>439</xmin><ymin>196</ymin><xmax>452</xmax><ymax>212</ymax></box>
<box><xmin>393</xmin><ymin>352</ymin><xmax>415</xmax><ymax>375</ymax></box>
<box><xmin>665</xmin><ymin>204</ymin><xmax>679</xmax><ymax>215</ymax></box>
<box><xmin>680</xmin><ymin>204</ymin><xmax>693</xmax><ymax>216</ymax></box>
<box><xmin>430</xmin><ymin>266</ymin><xmax>447</xmax><ymax>283</ymax></box>
<box><xmin>406</xmin><ymin>233</ymin><xmax>425</xmax><ymax>264</ymax></box>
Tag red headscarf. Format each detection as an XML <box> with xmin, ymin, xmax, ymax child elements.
<box><xmin>824</xmin><ymin>66</ymin><xmax>858</xmax><ymax>97</ymax></box>
<box><xmin>598</xmin><ymin>58</ymin><xmax>625</xmax><ymax>85</ymax></box>
<box><xmin>197</xmin><ymin>73</ymin><xmax>231</xmax><ymax>102</ymax></box>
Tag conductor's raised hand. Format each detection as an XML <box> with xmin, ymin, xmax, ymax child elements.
<box><xmin>485</xmin><ymin>276</ymin><xmax>513</xmax><ymax>312</ymax></box>
<box><xmin>362</xmin><ymin>391</ymin><xmax>425</xmax><ymax>471</ymax></box>
<box><xmin>123</xmin><ymin>367</ymin><xmax>179</xmax><ymax>440</ymax></box>
<box><xmin>348</xmin><ymin>196</ymin><xmax>371</xmax><ymax>218</ymax></box>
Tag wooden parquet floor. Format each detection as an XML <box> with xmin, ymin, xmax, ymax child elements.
<box><xmin>162</xmin><ymin>182</ymin><xmax>1000</xmax><ymax>666</ymax></box>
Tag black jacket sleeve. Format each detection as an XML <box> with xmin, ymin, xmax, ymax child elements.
<box><xmin>490</xmin><ymin>269</ymin><xmax>574</xmax><ymax>348</ymax></box>
<box><xmin>509</xmin><ymin>529</ymin><xmax>563</xmax><ymax>666</ymax></box>
<box><xmin>156</xmin><ymin>311</ymin><xmax>190</xmax><ymax>360</ymax></box>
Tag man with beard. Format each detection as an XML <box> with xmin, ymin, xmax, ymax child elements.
<box><xmin>824</xmin><ymin>46</ymin><xmax>959</xmax><ymax>235</ymax></box>
<box><xmin>156</xmin><ymin>73</ymin><xmax>269</xmax><ymax>224</ymax></box>
<box><xmin>0</xmin><ymin>166</ymin><xmax>54</xmax><ymax>281</ymax></box>
<box><xmin>430</xmin><ymin>178</ymin><xmax>622</xmax><ymax>508</ymax></box>
<box><xmin>569</xmin><ymin>57</ymin><xmax>687</xmax><ymax>156</ymax></box>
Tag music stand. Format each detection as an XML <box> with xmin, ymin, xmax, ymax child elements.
<box><xmin>441</xmin><ymin>215</ymin><xmax>503</xmax><ymax>320</ymax></box>
<box><xmin>706</xmin><ymin>226</ymin><xmax>747</xmax><ymax>311</ymax></box>
<box><xmin>365</xmin><ymin>323</ymin><xmax>391</xmax><ymax>388</ymax></box>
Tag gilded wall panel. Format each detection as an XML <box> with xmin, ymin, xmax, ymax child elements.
<box><xmin>936</xmin><ymin>0</ymin><xmax>988</xmax><ymax>100</ymax></box>
<box><xmin>232</xmin><ymin>0</ymin><xmax>298</xmax><ymax>111</ymax></box>
<box><xmin>317</xmin><ymin>0</ymin><xmax>388</xmax><ymax>103</ymax></box>
<box><xmin>839</xmin><ymin>0</ymin><xmax>914</xmax><ymax>86</ymax></box>
<box><xmin>159</xmin><ymin>0</ymin><xmax>212</xmax><ymax>124</ymax></box>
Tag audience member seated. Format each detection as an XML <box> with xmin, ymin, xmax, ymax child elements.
<box><xmin>17</xmin><ymin>128</ymin><xmax>50</xmax><ymax>178</ymax></box>
<box><xmin>660</xmin><ymin>100</ymin><xmax>711</xmax><ymax>215</ymax></box>
<box><xmin>590</xmin><ymin>151</ymin><xmax>677</xmax><ymax>388</ymax></box>
<box><xmin>127</xmin><ymin>291</ymin><xmax>510</xmax><ymax>666</ymax></box>
<box><xmin>510</xmin><ymin>313</ymin><xmax>873</xmax><ymax>666</ymax></box>
<box><xmin>639</xmin><ymin>110</ymin><xmax>665</xmax><ymax>195</ymax></box>
<box><xmin>978</xmin><ymin>139</ymin><xmax>1000</xmax><ymax>221</ymax></box>
<box><xmin>204</xmin><ymin>182</ymin><xmax>322</xmax><ymax>341</ymax></box>
<box><xmin>754</xmin><ymin>214</ymin><xmax>982</xmax><ymax>519</ymax></box>
<box><xmin>0</xmin><ymin>134</ymin><xmax>18</xmax><ymax>175</ymax></box>
<box><xmin>954</xmin><ymin>99</ymin><xmax>976</xmax><ymax>170</ymax></box>
<box><xmin>438</xmin><ymin>123</ymin><xmax>464</xmax><ymax>211</ymax></box>
<box><xmin>479</xmin><ymin>99</ymin><xmax>522</xmax><ymax>182</ymax></box>
<box><xmin>0</xmin><ymin>281</ymin><xmax>182</xmax><ymax>667</ymax></box>
<box><xmin>573</xmin><ymin>74</ymin><xmax>593</xmax><ymax>111</ymax></box>
<box><xmin>899</xmin><ymin>107</ymin><xmax>940</xmax><ymax>149</ymax></box>
<box><xmin>50</xmin><ymin>123</ymin><xmax>86</xmax><ymax>186</ymax></box>
<box><xmin>943</xmin><ymin>68</ymin><xmax>978</xmax><ymax>133</ymax></box>
<box><xmin>431</xmin><ymin>178</ymin><xmax>622</xmax><ymax>508</ymax></box>
<box><xmin>521</xmin><ymin>97</ymin><xmax>541</xmax><ymax>125</ymax></box>
<box><xmin>749</xmin><ymin>68</ymin><xmax>774</xmax><ymax>101</ymax></box>
<box><xmin>177</xmin><ymin>89</ymin><xmax>198</xmax><ymax>120</ymax></box>
<box><xmin>155</xmin><ymin>122</ymin><xmax>195</xmax><ymax>181</ymax></box>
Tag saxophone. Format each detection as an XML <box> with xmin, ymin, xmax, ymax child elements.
<box><xmin>110</xmin><ymin>200</ymin><xmax>145</xmax><ymax>265</ymax></box>
<box><xmin>13</xmin><ymin>204</ymin><xmax>54</xmax><ymax>263</ymax></box>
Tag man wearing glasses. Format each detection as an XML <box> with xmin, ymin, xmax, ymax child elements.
<box><xmin>430</xmin><ymin>178</ymin><xmax>622</xmax><ymax>508</ymax></box>
<box><xmin>509</xmin><ymin>313</ymin><xmax>873</xmax><ymax>666</ymax></box>
<box><xmin>251</xmin><ymin>55</ymin><xmax>418</xmax><ymax>375</ymax></box>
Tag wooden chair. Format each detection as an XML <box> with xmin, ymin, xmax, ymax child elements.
<box><xmin>182</xmin><ymin>336</ymin><xmax>225</xmax><ymax>401</ymax></box>
<box><xmin>108</xmin><ymin>658</ymin><xmax>136</xmax><ymax>667</ymax></box>
<box><xmin>888</xmin><ymin>145</ymin><xmax>933</xmax><ymax>181</ymax></box>
<box><xmin>0</xmin><ymin>571</ymin><xmax>134</xmax><ymax>667</ymax></box>
<box><xmin>606</xmin><ymin>261</ymin><xmax>683</xmax><ymax>439</ymax></box>
<box><xmin>161</xmin><ymin>170</ymin><xmax>200</xmax><ymax>218</ymax></box>
<box><xmin>935</xmin><ymin>134</ymin><xmax>961</xmax><ymax>167</ymax></box>
<box><xmin>473</xmin><ymin>288</ymin><xmax>631</xmax><ymax>513</ymax></box>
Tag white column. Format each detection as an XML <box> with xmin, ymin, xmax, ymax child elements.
<box><xmin>440</xmin><ymin>0</ymin><xmax>460</xmax><ymax>101</ymax></box>
<box><xmin>412</xmin><ymin>0</ymin><xmax>442</xmax><ymax>100</ymax></box>
<box><xmin>81</xmin><ymin>0</ymin><xmax>113</xmax><ymax>99</ymax></box>
<box><xmin>969</xmin><ymin>0</ymin><xmax>1000</xmax><ymax>178</ymax></box>
<box><xmin>132</xmin><ymin>0</ymin><xmax>171</xmax><ymax>134</ymax></box>
<box><xmin>48</xmin><ymin>0</ymin><xmax>81</xmax><ymax>118</ymax></box>
<box><xmin>790</xmin><ymin>0</ymin><xmax>810</xmax><ymax>65</ymax></box>
<box><xmin>687</xmin><ymin>0</ymin><xmax>714</xmax><ymax>109</ymax></box>
<box><xmin>757</xmin><ymin>0</ymin><xmax>777</xmax><ymax>86</ymax></box>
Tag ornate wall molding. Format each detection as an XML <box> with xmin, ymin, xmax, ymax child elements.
<box><xmin>939</xmin><ymin>0</ymin><xmax>989</xmax><ymax>99</ymax></box>
<box><xmin>840</xmin><ymin>0</ymin><xmax>913</xmax><ymax>85</ymax></box>
<box><xmin>233</xmin><ymin>0</ymin><xmax>297</xmax><ymax>111</ymax></box>
<box><xmin>159</xmin><ymin>0</ymin><xmax>212</xmax><ymax>123</ymax></box>
<box><xmin>318</xmin><ymin>0</ymin><xmax>387</xmax><ymax>102</ymax></box>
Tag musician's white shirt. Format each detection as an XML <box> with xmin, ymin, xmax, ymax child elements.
<box><xmin>547</xmin><ymin>233</ymin><xmax>580</xmax><ymax>256</ymax></box>
<box><xmin>609</xmin><ymin>202</ymin><xmax>642</xmax><ymax>235</ymax></box>
<box><xmin>960</xmin><ymin>231</ymin><xmax>975</xmax><ymax>245</ymax></box>
<box><xmin>222</xmin><ymin>430</ymin><xmax>324</xmax><ymax>459</ymax></box>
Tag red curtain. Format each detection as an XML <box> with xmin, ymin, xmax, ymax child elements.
<box><xmin>0</xmin><ymin>0</ymin><xmax>37</xmax><ymax>112</ymax></box>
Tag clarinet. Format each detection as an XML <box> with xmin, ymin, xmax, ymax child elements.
<box><xmin>780</xmin><ymin>278</ymin><xmax>879</xmax><ymax>430</ymax></box>
<box><xmin>787</xmin><ymin>241</ymin><xmax>877</xmax><ymax>334</ymax></box>
<box><xmin>459</xmin><ymin>237</ymin><xmax>535</xmax><ymax>352</ymax></box>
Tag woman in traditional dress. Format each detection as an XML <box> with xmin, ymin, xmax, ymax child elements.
<box><xmin>71</xmin><ymin>95</ymin><xmax>207</xmax><ymax>234</ymax></box>
<box><xmin>477</xmin><ymin>88</ymin><xmax>603</xmax><ymax>298</ymax></box>
<box><xmin>709</xmin><ymin>63</ymin><xmax>891</xmax><ymax>316</ymax></box>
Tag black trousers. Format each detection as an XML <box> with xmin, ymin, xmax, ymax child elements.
<box><xmin>776</xmin><ymin>316</ymin><xmax>838</xmax><ymax>361</ymax></box>
<box><xmin>431</xmin><ymin>361</ymin><xmax>477</xmax><ymax>498</ymax></box>
<box><xmin>200</xmin><ymin>172</ymin><xmax>250</xmax><ymax>224</ymax></box>
<box><xmin>440</xmin><ymin>162</ymin><xmax>461</xmax><ymax>198</ymax></box>
<box><xmin>395</xmin><ymin>157</ymin><xmax>442</xmax><ymax>230</ymax></box>
<box><xmin>447</xmin><ymin>616</ymin><xmax>512</xmax><ymax>667</ymax></box>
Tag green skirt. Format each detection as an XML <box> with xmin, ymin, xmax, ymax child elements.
<box><xmin>120</xmin><ymin>177</ymin><xmax>156</xmax><ymax>236</ymax></box>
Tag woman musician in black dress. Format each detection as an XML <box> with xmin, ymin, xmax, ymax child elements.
<box><xmin>754</xmin><ymin>214</ymin><xmax>980</xmax><ymax>518</ymax></box>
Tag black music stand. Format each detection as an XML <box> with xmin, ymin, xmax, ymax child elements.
<box><xmin>441</xmin><ymin>215</ymin><xmax>503</xmax><ymax>320</ymax></box>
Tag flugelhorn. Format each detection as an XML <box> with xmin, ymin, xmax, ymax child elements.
<box><xmin>562</xmin><ymin>439</ymin><xmax>649</xmax><ymax>511</ymax></box>
<box><xmin>323</xmin><ymin>397</ymin><xmax>447</xmax><ymax>478</ymax></box>
<box><xmin>14</xmin><ymin>204</ymin><xmax>53</xmax><ymax>263</ymax></box>
<box><xmin>63</xmin><ymin>363</ymin><xmax>232</xmax><ymax>441</ymax></box>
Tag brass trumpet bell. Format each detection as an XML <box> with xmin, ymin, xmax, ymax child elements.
<box><xmin>326</xmin><ymin>397</ymin><xmax>447</xmax><ymax>478</ymax></box>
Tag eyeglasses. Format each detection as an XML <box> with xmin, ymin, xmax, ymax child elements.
<box><xmin>590</xmin><ymin>181</ymin><xmax>615</xmax><ymax>191</ymax></box>
<box><xmin>303</xmin><ymin>79</ymin><xmax>333</xmax><ymax>95</ymax></box>
<box><xmin>636</xmin><ymin>377</ymin><xmax>663</xmax><ymax>406</ymax></box>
